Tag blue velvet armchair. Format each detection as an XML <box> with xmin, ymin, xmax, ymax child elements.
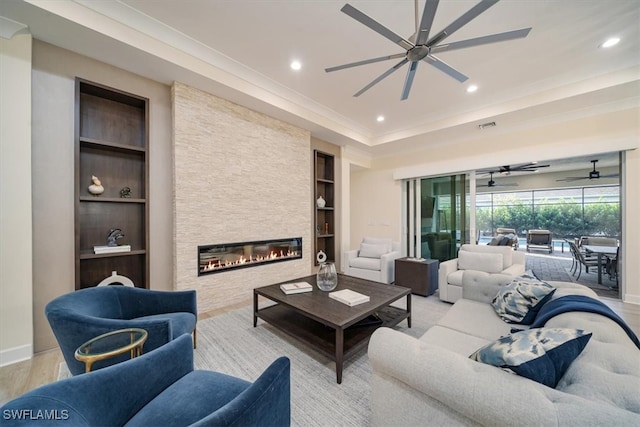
<box><xmin>0</xmin><ymin>335</ymin><xmax>291</xmax><ymax>426</ymax></box>
<box><xmin>45</xmin><ymin>286</ymin><xmax>197</xmax><ymax>375</ymax></box>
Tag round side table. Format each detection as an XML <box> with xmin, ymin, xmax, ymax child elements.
<box><xmin>74</xmin><ymin>328</ymin><xmax>148</xmax><ymax>373</ymax></box>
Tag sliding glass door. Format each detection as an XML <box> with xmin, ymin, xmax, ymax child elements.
<box><xmin>404</xmin><ymin>174</ymin><xmax>470</xmax><ymax>261</ymax></box>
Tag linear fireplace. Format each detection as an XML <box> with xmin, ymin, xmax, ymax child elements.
<box><xmin>198</xmin><ymin>237</ymin><xmax>302</xmax><ymax>276</ymax></box>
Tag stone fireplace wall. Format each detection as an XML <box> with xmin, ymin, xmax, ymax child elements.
<box><xmin>172</xmin><ymin>82</ymin><xmax>312</xmax><ymax>313</ymax></box>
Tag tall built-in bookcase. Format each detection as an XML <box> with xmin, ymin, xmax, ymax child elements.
<box><xmin>74</xmin><ymin>79</ymin><xmax>149</xmax><ymax>289</ymax></box>
<box><xmin>314</xmin><ymin>150</ymin><xmax>335</xmax><ymax>265</ymax></box>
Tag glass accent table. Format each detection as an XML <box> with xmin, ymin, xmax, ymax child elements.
<box><xmin>74</xmin><ymin>328</ymin><xmax>148</xmax><ymax>373</ymax></box>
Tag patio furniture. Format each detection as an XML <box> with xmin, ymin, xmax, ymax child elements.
<box><xmin>583</xmin><ymin>244</ymin><xmax>619</xmax><ymax>285</ymax></box>
<box><xmin>568</xmin><ymin>241</ymin><xmax>599</xmax><ymax>280</ymax></box>
<box><xmin>526</xmin><ymin>229</ymin><xmax>553</xmax><ymax>253</ymax></box>
<box><xmin>491</xmin><ymin>227</ymin><xmax>519</xmax><ymax>250</ymax></box>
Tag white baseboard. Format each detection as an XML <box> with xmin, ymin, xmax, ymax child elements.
<box><xmin>623</xmin><ymin>293</ymin><xmax>640</xmax><ymax>305</ymax></box>
<box><xmin>0</xmin><ymin>344</ymin><xmax>32</xmax><ymax>367</ymax></box>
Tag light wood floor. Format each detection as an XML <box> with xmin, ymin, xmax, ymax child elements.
<box><xmin>1</xmin><ymin>297</ymin><xmax>638</xmax><ymax>406</ymax></box>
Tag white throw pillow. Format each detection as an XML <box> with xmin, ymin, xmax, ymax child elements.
<box><xmin>458</xmin><ymin>251</ymin><xmax>503</xmax><ymax>273</ymax></box>
<box><xmin>358</xmin><ymin>243</ymin><xmax>388</xmax><ymax>259</ymax></box>
<box><xmin>362</xmin><ymin>237</ymin><xmax>392</xmax><ymax>253</ymax></box>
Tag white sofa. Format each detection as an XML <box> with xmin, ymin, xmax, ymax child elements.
<box><xmin>342</xmin><ymin>237</ymin><xmax>401</xmax><ymax>284</ymax></box>
<box><xmin>369</xmin><ymin>275</ymin><xmax>640</xmax><ymax>426</ymax></box>
<box><xmin>439</xmin><ymin>244</ymin><xmax>525</xmax><ymax>302</ymax></box>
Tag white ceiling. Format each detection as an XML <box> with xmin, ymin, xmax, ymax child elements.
<box><xmin>2</xmin><ymin>0</ymin><xmax>639</xmax><ymax>164</ymax></box>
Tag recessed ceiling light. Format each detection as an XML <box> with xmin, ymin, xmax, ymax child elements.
<box><xmin>466</xmin><ymin>84</ymin><xmax>478</xmax><ymax>93</ymax></box>
<box><xmin>376</xmin><ymin>115</ymin><xmax>385</xmax><ymax>122</ymax></box>
<box><xmin>600</xmin><ymin>37</ymin><xmax>620</xmax><ymax>48</ymax></box>
<box><xmin>290</xmin><ymin>60</ymin><xmax>302</xmax><ymax>71</ymax></box>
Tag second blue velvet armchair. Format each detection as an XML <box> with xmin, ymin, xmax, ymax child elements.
<box><xmin>45</xmin><ymin>286</ymin><xmax>197</xmax><ymax>375</ymax></box>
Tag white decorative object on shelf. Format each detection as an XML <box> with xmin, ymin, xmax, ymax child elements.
<box><xmin>88</xmin><ymin>175</ymin><xmax>104</xmax><ymax>195</ymax></box>
<box><xmin>94</xmin><ymin>245</ymin><xmax>131</xmax><ymax>254</ymax></box>
<box><xmin>316</xmin><ymin>196</ymin><xmax>326</xmax><ymax>208</ymax></box>
<box><xmin>97</xmin><ymin>271</ymin><xmax>134</xmax><ymax>287</ymax></box>
<box><xmin>316</xmin><ymin>250</ymin><xmax>327</xmax><ymax>264</ymax></box>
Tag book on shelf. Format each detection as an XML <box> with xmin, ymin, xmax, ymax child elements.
<box><xmin>94</xmin><ymin>245</ymin><xmax>131</xmax><ymax>255</ymax></box>
<box><xmin>280</xmin><ymin>281</ymin><xmax>313</xmax><ymax>295</ymax></box>
<box><xmin>329</xmin><ymin>289</ymin><xmax>370</xmax><ymax>307</ymax></box>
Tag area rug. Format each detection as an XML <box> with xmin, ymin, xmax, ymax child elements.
<box><xmin>59</xmin><ymin>295</ymin><xmax>452</xmax><ymax>426</ymax></box>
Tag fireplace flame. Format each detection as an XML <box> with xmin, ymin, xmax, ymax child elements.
<box><xmin>202</xmin><ymin>249</ymin><xmax>299</xmax><ymax>272</ymax></box>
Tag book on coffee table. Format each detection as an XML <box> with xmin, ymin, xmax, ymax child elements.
<box><xmin>329</xmin><ymin>289</ymin><xmax>370</xmax><ymax>306</ymax></box>
<box><xmin>280</xmin><ymin>282</ymin><xmax>313</xmax><ymax>295</ymax></box>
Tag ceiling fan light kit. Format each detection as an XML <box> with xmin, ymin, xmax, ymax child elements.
<box><xmin>326</xmin><ymin>0</ymin><xmax>532</xmax><ymax>100</ymax></box>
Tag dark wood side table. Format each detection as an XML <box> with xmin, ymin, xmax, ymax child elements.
<box><xmin>394</xmin><ymin>257</ymin><xmax>439</xmax><ymax>296</ymax></box>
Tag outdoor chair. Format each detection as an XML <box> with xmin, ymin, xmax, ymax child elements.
<box><xmin>526</xmin><ymin>229</ymin><xmax>553</xmax><ymax>253</ymax></box>
<box><xmin>569</xmin><ymin>241</ymin><xmax>599</xmax><ymax>280</ymax></box>
<box><xmin>494</xmin><ymin>227</ymin><xmax>519</xmax><ymax>250</ymax></box>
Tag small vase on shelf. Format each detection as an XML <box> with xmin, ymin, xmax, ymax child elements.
<box><xmin>316</xmin><ymin>262</ymin><xmax>337</xmax><ymax>292</ymax></box>
<box><xmin>316</xmin><ymin>196</ymin><xmax>326</xmax><ymax>208</ymax></box>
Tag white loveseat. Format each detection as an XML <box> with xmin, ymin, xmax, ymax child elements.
<box><xmin>342</xmin><ymin>237</ymin><xmax>401</xmax><ymax>284</ymax></box>
<box><xmin>439</xmin><ymin>244</ymin><xmax>525</xmax><ymax>302</ymax></box>
<box><xmin>369</xmin><ymin>275</ymin><xmax>640</xmax><ymax>426</ymax></box>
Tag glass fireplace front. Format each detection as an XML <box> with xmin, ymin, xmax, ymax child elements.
<box><xmin>198</xmin><ymin>237</ymin><xmax>302</xmax><ymax>276</ymax></box>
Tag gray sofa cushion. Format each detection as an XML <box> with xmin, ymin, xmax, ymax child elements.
<box><xmin>436</xmin><ymin>298</ymin><xmax>518</xmax><ymax>341</ymax></box>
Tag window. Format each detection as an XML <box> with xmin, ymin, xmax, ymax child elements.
<box><xmin>477</xmin><ymin>185</ymin><xmax>619</xmax><ymax>239</ymax></box>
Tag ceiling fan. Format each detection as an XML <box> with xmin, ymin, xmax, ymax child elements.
<box><xmin>477</xmin><ymin>172</ymin><xmax>519</xmax><ymax>188</ymax></box>
<box><xmin>478</xmin><ymin>162</ymin><xmax>550</xmax><ymax>176</ymax></box>
<box><xmin>556</xmin><ymin>160</ymin><xmax>620</xmax><ymax>182</ymax></box>
<box><xmin>325</xmin><ymin>0</ymin><xmax>532</xmax><ymax>100</ymax></box>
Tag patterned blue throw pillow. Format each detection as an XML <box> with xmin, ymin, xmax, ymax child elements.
<box><xmin>470</xmin><ymin>328</ymin><xmax>592</xmax><ymax>388</ymax></box>
<box><xmin>492</xmin><ymin>272</ymin><xmax>556</xmax><ymax>324</ymax></box>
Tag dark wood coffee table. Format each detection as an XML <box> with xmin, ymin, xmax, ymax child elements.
<box><xmin>253</xmin><ymin>274</ymin><xmax>410</xmax><ymax>384</ymax></box>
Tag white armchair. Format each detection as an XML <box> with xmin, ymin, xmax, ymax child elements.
<box><xmin>438</xmin><ymin>244</ymin><xmax>525</xmax><ymax>303</ymax></box>
<box><xmin>342</xmin><ymin>237</ymin><xmax>402</xmax><ymax>284</ymax></box>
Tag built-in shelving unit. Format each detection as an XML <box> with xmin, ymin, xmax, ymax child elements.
<box><xmin>314</xmin><ymin>150</ymin><xmax>335</xmax><ymax>265</ymax></box>
<box><xmin>75</xmin><ymin>79</ymin><xmax>149</xmax><ymax>289</ymax></box>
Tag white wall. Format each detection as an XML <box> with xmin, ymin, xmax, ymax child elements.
<box><xmin>347</xmin><ymin>107</ymin><xmax>640</xmax><ymax>303</ymax></box>
<box><xmin>0</xmin><ymin>33</ymin><xmax>33</xmax><ymax>366</ymax></box>
<box><xmin>28</xmin><ymin>41</ymin><xmax>174</xmax><ymax>353</ymax></box>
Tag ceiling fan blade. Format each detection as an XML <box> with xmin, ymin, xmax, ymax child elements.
<box><xmin>430</xmin><ymin>28</ymin><xmax>532</xmax><ymax>54</ymax></box>
<box><xmin>424</xmin><ymin>54</ymin><xmax>468</xmax><ymax>82</ymax></box>
<box><xmin>325</xmin><ymin>53</ymin><xmax>406</xmax><ymax>73</ymax></box>
<box><xmin>354</xmin><ymin>58</ymin><xmax>409</xmax><ymax>97</ymax></box>
<box><xmin>600</xmin><ymin>173</ymin><xmax>620</xmax><ymax>178</ymax></box>
<box><xmin>556</xmin><ymin>177</ymin><xmax>588</xmax><ymax>182</ymax></box>
<box><xmin>401</xmin><ymin>61</ymin><xmax>419</xmax><ymax>100</ymax></box>
<box><xmin>341</xmin><ymin>4</ymin><xmax>413</xmax><ymax>50</ymax></box>
<box><xmin>426</xmin><ymin>0</ymin><xmax>500</xmax><ymax>47</ymax></box>
<box><xmin>415</xmin><ymin>0</ymin><xmax>440</xmax><ymax>45</ymax></box>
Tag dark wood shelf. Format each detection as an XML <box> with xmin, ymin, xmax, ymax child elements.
<box><xmin>317</xmin><ymin>178</ymin><xmax>334</xmax><ymax>184</ymax></box>
<box><xmin>80</xmin><ymin>137</ymin><xmax>146</xmax><ymax>153</ymax></box>
<box><xmin>80</xmin><ymin>197</ymin><xmax>145</xmax><ymax>203</ymax></box>
<box><xmin>314</xmin><ymin>150</ymin><xmax>336</xmax><ymax>265</ymax></box>
<box><xmin>80</xmin><ymin>249</ymin><xmax>146</xmax><ymax>260</ymax></box>
<box><xmin>256</xmin><ymin>304</ymin><xmax>407</xmax><ymax>361</ymax></box>
<box><xmin>75</xmin><ymin>78</ymin><xmax>149</xmax><ymax>289</ymax></box>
